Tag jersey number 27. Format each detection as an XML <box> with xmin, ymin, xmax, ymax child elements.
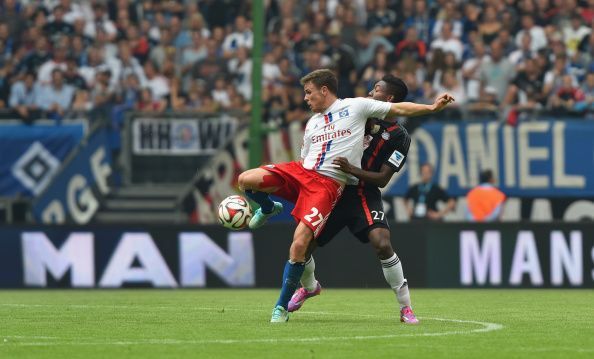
<box><xmin>304</xmin><ymin>207</ymin><xmax>324</xmax><ymax>226</ymax></box>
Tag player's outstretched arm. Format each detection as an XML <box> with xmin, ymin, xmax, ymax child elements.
<box><xmin>387</xmin><ymin>93</ymin><xmax>455</xmax><ymax>118</ymax></box>
<box><xmin>333</xmin><ymin>158</ymin><xmax>396</xmax><ymax>188</ymax></box>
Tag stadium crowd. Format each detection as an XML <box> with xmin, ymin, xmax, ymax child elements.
<box><xmin>1</xmin><ymin>0</ymin><xmax>594</xmax><ymax>128</ymax></box>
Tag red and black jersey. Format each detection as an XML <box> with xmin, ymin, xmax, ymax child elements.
<box><xmin>361</xmin><ymin>119</ymin><xmax>411</xmax><ymax>173</ymax></box>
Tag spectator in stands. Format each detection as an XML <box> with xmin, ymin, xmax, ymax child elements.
<box><xmin>35</xmin><ymin>68</ymin><xmax>74</xmax><ymax>121</ymax></box>
<box><xmin>88</xmin><ymin>66</ymin><xmax>112</xmax><ymax>117</ymax></box>
<box><xmin>430</xmin><ymin>21</ymin><xmax>464</xmax><ymax>62</ymax></box>
<box><xmin>180</xmin><ymin>31</ymin><xmax>207</xmax><ymax>82</ymax></box>
<box><xmin>326</xmin><ymin>30</ymin><xmax>357</xmax><ymax>98</ymax></box>
<box><xmin>37</xmin><ymin>43</ymin><xmax>68</xmax><ymax>85</ymax></box>
<box><xmin>43</xmin><ymin>5</ymin><xmax>75</xmax><ymax>43</ymax></box>
<box><xmin>17</xmin><ymin>36</ymin><xmax>51</xmax><ymax>77</ymax></box>
<box><xmin>227</xmin><ymin>46</ymin><xmax>251</xmax><ymax>99</ymax></box>
<box><xmin>222</xmin><ymin>15</ymin><xmax>253</xmax><ymax>58</ymax></box>
<box><xmin>478</xmin><ymin>6</ymin><xmax>503</xmax><ymax>45</ymax></box>
<box><xmin>366</xmin><ymin>0</ymin><xmax>397</xmax><ymax>41</ymax></box>
<box><xmin>435</xmin><ymin>69</ymin><xmax>466</xmax><ymax>109</ymax></box>
<box><xmin>211</xmin><ymin>77</ymin><xmax>231</xmax><ymax>109</ymax></box>
<box><xmin>550</xmin><ymin>74</ymin><xmax>586</xmax><ymax>115</ymax></box>
<box><xmin>396</xmin><ymin>27</ymin><xmax>427</xmax><ymax>63</ymax></box>
<box><xmin>504</xmin><ymin>58</ymin><xmax>547</xmax><ymax>124</ymax></box>
<box><xmin>432</xmin><ymin>1</ymin><xmax>463</xmax><ymax>40</ymax></box>
<box><xmin>193</xmin><ymin>38</ymin><xmax>227</xmax><ymax>87</ymax></box>
<box><xmin>462</xmin><ymin>40</ymin><xmax>489</xmax><ymax>102</ymax></box>
<box><xmin>354</xmin><ymin>28</ymin><xmax>393</xmax><ymax>70</ymax></box>
<box><xmin>577</xmin><ymin>72</ymin><xmax>594</xmax><ymax>116</ymax></box>
<box><xmin>431</xmin><ymin>51</ymin><xmax>462</xmax><ymax>93</ymax></box>
<box><xmin>405</xmin><ymin>163</ymin><xmax>456</xmax><ymax>221</ymax></box>
<box><xmin>64</xmin><ymin>58</ymin><xmax>87</xmax><ymax>91</ymax></box>
<box><xmin>85</xmin><ymin>2</ymin><xmax>117</xmax><ymax>42</ymax></box>
<box><xmin>9</xmin><ymin>72</ymin><xmax>40</xmax><ymax>123</ymax></box>
<box><xmin>543</xmin><ymin>55</ymin><xmax>574</xmax><ymax>97</ymax></box>
<box><xmin>515</xmin><ymin>14</ymin><xmax>547</xmax><ymax>52</ymax></box>
<box><xmin>405</xmin><ymin>0</ymin><xmax>432</xmax><ymax>44</ymax></box>
<box><xmin>149</xmin><ymin>27</ymin><xmax>175</xmax><ymax>72</ymax></box>
<box><xmin>467</xmin><ymin>86</ymin><xmax>499</xmax><ymax>118</ymax></box>
<box><xmin>360</xmin><ymin>49</ymin><xmax>390</xmax><ymax>90</ymax></box>
<box><xmin>466</xmin><ymin>169</ymin><xmax>506</xmax><ymax>222</ymax></box>
<box><xmin>143</xmin><ymin>60</ymin><xmax>169</xmax><ymax>103</ymax></box>
<box><xmin>563</xmin><ymin>14</ymin><xmax>591</xmax><ymax>57</ymax></box>
<box><xmin>509</xmin><ymin>32</ymin><xmax>535</xmax><ymax>70</ymax></box>
<box><xmin>111</xmin><ymin>40</ymin><xmax>146</xmax><ymax>92</ymax></box>
<box><xmin>480</xmin><ymin>40</ymin><xmax>515</xmax><ymax>104</ymax></box>
<box><xmin>338</xmin><ymin>5</ymin><xmax>359</xmax><ymax>50</ymax></box>
<box><xmin>136</xmin><ymin>87</ymin><xmax>165</xmax><ymax>113</ymax></box>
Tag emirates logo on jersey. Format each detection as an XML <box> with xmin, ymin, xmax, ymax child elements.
<box><xmin>311</xmin><ymin>129</ymin><xmax>352</xmax><ymax>143</ymax></box>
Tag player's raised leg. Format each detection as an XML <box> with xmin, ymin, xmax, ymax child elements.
<box><xmin>237</xmin><ymin>168</ymin><xmax>284</xmax><ymax>228</ymax></box>
<box><xmin>271</xmin><ymin>221</ymin><xmax>314</xmax><ymax>322</ymax></box>
<box><xmin>369</xmin><ymin>227</ymin><xmax>419</xmax><ymax>324</ymax></box>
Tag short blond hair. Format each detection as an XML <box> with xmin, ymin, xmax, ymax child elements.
<box><xmin>300</xmin><ymin>69</ymin><xmax>338</xmax><ymax>94</ymax></box>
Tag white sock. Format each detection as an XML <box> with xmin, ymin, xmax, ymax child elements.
<box><xmin>380</xmin><ymin>253</ymin><xmax>411</xmax><ymax>309</ymax></box>
<box><xmin>300</xmin><ymin>256</ymin><xmax>318</xmax><ymax>291</ymax></box>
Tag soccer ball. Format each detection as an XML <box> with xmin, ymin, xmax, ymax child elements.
<box><xmin>218</xmin><ymin>195</ymin><xmax>252</xmax><ymax>230</ymax></box>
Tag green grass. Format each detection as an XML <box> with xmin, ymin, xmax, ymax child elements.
<box><xmin>0</xmin><ymin>289</ymin><xmax>593</xmax><ymax>358</ymax></box>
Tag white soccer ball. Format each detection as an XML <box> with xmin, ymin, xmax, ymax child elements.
<box><xmin>218</xmin><ymin>195</ymin><xmax>252</xmax><ymax>230</ymax></box>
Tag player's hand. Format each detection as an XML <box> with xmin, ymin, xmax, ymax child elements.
<box><xmin>332</xmin><ymin>157</ymin><xmax>354</xmax><ymax>173</ymax></box>
<box><xmin>431</xmin><ymin>93</ymin><xmax>455</xmax><ymax>112</ymax></box>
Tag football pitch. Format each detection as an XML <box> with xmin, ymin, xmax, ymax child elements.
<box><xmin>0</xmin><ymin>289</ymin><xmax>592</xmax><ymax>358</ymax></box>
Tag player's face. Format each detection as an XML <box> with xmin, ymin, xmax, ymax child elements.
<box><xmin>303</xmin><ymin>81</ymin><xmax>326</xmax><ymax>113</ymax></box>
<box><xmin>368</xmin><ymin>81</ymin><xmax>391</xmax><ymax>102</ymax></box>
<box><xmin>421</xmin><ymin>164</ymin><xmax>433</xmax><ymax>183</ymax></box>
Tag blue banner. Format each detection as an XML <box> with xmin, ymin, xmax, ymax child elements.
<box><xmin>0</xmin><ymin>123</ymin><xmax>84</xmax><ymax>197</ymax></box>
<box><xmin>32</xmin><ymin>128</ymin><xmax>112</xmax><ymax>224</ymax></box>
<box><xmin>385</xmin><ymin>121</ymin><xmax>594</xmax><ymax>197</ymax></box>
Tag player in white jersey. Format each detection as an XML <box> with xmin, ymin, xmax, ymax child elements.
<box><xmin>237</xmin><ymin>69</ymin><xmax>454</xmax><ymax>323</ymax></box>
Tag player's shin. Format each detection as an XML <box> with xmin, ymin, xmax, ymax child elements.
<box><xmin>300</xmin><ymin>256</ymin><xmax>318</xmax><ymax>291</ymax></box>
<box><xmin>275</xmin><ymin>260</ymin><xmax>305</xmax><ymax>310</ymax></box>
<box><xmin>380</xmin><ymin>253</ymin><xmax>411</xmax><ymax>308</ymax></box>
<box><xmin>245</xmin><ymin>189</ymin><xmax>274</xmax><ymax>213</ymax></box>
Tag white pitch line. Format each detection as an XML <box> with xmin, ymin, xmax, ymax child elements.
<box><xmin>0</xmin><ymin>303</ymin><xmax>504</xmax><ymax>346</ymax></box>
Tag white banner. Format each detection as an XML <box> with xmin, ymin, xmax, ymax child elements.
<box><xmin>132</xmin><ymin>116</ymin><xmax>237</xmax><ymax>155</ymax></box>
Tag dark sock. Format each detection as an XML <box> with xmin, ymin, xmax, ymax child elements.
<box><xmin>245</xmin><ymin>189</ymin><xmax>274</xmax><ymax>213</ymax></box>
<box><xmin>275</xmin><ymin>260</ymin><xmax>305</xmax><ymax>309</ymax></box>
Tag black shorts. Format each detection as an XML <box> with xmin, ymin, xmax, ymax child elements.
<box><xmin>316</xmin><ymin>184</ymin><xmax>389</xmax><ymax>246</ymax></box>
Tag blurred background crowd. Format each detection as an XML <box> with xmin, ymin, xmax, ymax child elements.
<box><xmin>1</xmin><ymin>0</ymin><xmax>594</xmax><ymax>129</ymax></box>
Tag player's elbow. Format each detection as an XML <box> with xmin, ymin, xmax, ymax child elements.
<box><xmin>378</xmin><ymin>179</ymin><xmax>389</xmax><ymax>188</ymax></box>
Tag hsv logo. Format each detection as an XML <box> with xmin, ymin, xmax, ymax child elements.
<box><xmin>338</xmin><ymin>109</ymin><xmax>350</xmax><ymax>118</ymax></box>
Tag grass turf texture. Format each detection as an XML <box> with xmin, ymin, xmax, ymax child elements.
<box><xmin>0</xmin><ymin>289</ymin><xmax>592</xmax><ymax>358</ymax></box>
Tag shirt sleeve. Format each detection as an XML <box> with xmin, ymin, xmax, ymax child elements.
<box><xmin>387</xmin><ymin>149</ymin><xmax>407</xmax><ymax>171</ymax></box>
<box><xmin>353</xmin><ymin>97</ymin><xmax>391</xmax><ymax>120</ymax></box>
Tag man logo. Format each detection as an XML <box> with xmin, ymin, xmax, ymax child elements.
<box><xmin>11</xmin><ymin>142</ymin><xmax>60</xmax><ymax>195</ymax></box>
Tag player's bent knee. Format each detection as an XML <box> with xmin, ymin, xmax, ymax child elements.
<box><xmin>238</xmin><ymin>170</ymin><xmax>260</xmax><ymax>191</ymax></box>
<box><xmin>290</xmin><ymin>224</ymin><xmax>314</xmax><ymax>261</ymax></box>
<box><xmin>370</xmin><ymin>229</ymin><xmax>394</xmax><ymax>259</ymax></box>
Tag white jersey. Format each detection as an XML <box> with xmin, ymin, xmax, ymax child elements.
<box><xmin>301</xmin><ymin>98</ymin><xmax>392</xmax><ymax>184</ymax></box>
